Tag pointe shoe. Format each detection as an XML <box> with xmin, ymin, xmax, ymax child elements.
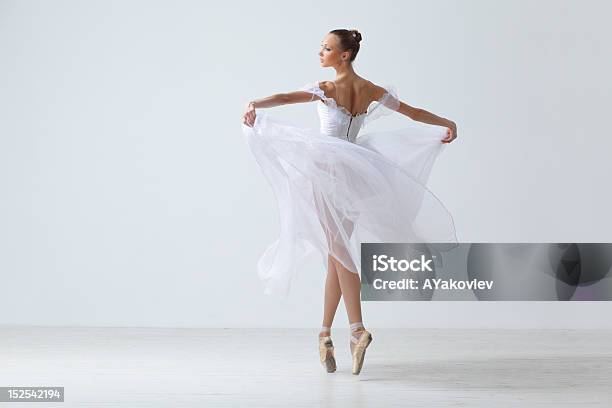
<box><xmin>319</xmin><ymin>335</ymin><xmax>337</xmax><ymax>373</ymax></box>
<box><xmin>349</xmin><ymin>323</ymin><xmax>372</xmax><ymax>375</ymax></box>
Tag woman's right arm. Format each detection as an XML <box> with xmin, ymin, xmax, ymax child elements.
<box><xmin>242</xmin><ymin>90</ymin><xmax>320</xmax><ymax>127</ymax></box>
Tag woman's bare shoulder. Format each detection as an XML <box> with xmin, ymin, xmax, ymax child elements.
<box><xmin>317</xmin><ymin>78</ymin><xmax>386</xmax><ymax>100</ymax></box>
<box><xmin>318</xmin><ymin>80</ymin><xmax>335</xmax><ymax>98</ymax></box>
<box><xmin>364</xmin><ymin>79</ymin><xmax>388</xmax><ymax>100</ymax></box>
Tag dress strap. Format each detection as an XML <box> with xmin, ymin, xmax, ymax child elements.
<box><xmin>299</xmin><ymin>81</ymin><xmax>333</xmax><ymax>104</ymax></box>
<box><xmin>363</xmin><ymin>85</ymin><xmax>401</xmax><ymax>127</ymax></box>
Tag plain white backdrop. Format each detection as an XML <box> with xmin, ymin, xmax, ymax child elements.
<box><xmin>1</xmin><ymin>0</ymin><xmax>611</xmax><ymax>329</ymax></box>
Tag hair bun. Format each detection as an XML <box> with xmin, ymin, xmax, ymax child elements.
<box><xmin>329</xmin><ymin>28</ymin><xmax>362</xmax><ymax>62</ymax></box>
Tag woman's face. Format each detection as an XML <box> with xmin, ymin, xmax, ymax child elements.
<box><xmin>319</xmin><ymin>34</ymin><xmax>348</xmax><ymax>67</ymax></box>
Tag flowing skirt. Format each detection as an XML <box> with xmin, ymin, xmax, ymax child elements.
<box><xmin>243</xmin><ymin>111</ymin><xmax>458</xmax><ymax>296</ymax></box>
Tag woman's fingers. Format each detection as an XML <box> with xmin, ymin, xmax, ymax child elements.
<box><xmin>242</xmin><ymin>114</ymin><xmax>253</xmax><ymax>127</ymax></box>
<box><xmin>241</xmin><ymin>103</ymin><xmax>257</xmax><ymax>127</ymax></box>
<box><xmin>241</xmin><ymin>110</ymin><xmax>257</xmax><ymax>127</ymax></box>
<box><xmin>440</xmin><ymin>127</ymin><xmax>457</xmax><ymax>143</ymax></box>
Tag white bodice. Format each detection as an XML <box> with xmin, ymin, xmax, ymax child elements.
<box><xmin>316</xmin><ymin>102</ymin><xmax>367</xmax><ymax>143</ymax></box>
<box><xmin>300</xmin><ymin>82</ymin><xmax>401</xmax><ymax>143</ymax></box>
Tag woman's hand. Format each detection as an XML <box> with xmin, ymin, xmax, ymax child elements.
<box><xmin>242</xmin><ymin>102</ymin><xmax>256</xmax><ymax>127</ymax></box>
<box><xmin>441</xmin><ymin>120</ymin><xmax>457</xmax><ymax>144</ymax></box>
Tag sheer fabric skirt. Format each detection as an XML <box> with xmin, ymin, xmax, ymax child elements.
<box><xmin>243</xmin><ymin>111</ymin><xmax>458</xmax><ymax>296</ymax></box>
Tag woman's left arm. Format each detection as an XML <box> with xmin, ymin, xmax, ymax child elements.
<box><xmin>397</xmin><ymin>101</ymin><xmax>458</xmax><ymax>144</ymax></box>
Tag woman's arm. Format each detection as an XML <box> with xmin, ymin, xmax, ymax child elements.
<box><xmin>397</xmin><ymin>101</ymin><xmax>458</xmax><ymax>144</ymax></box>
<box><xmin>249</xmin><ymin>91</ymin><xmax>317</xmax><ymax>109</ymax></box>
<box><xmin>242</xmin><ymin>90</ymin><xmax>319</xmax><ymax>127</ymax></box>
<box><xmin>371</xmin><ymin>83</ymin><xmax>457</xmax><ymax>143</ymax></box>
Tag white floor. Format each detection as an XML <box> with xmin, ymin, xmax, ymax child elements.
<box><xmin>1</xmin><ymin>327</ymin><xmax>611</xmax><ymax>407</ymax></box>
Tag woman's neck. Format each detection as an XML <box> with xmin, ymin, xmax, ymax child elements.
<box><xmin>334</xmin><ymin>63</ymin><xmax>359</xmax><ymax>83</ymax></box>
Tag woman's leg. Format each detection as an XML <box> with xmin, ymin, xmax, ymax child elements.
<box><xmin>334</xmin><ymin>258</ymin><xmax>364</xmax><ymax>326</ymax></box>
<box><xmin>334</xmin><ymin>257</ymin><xmax>368</xmax><ymax>361</ymax></box>
<box><xmin>313</xmin><ymin>183</ymin><xmax>363</xmax><ymax>335</ymax></box>
<box><xmin>320</xmin><ymin>254</ymin><xmax>341</xmax><ymax>337</ymax></box>
<box><xmin>313</xmin><ymin>187</ymin><xmax>342</xmax><ymax>337</ymax></box>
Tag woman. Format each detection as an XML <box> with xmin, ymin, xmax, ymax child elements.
<box><xmin>242</xmin><ymin>28</ymin><xmax>458</xmax><ymax>375</ymax></box>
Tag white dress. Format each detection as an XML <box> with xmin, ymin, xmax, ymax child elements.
<box><xmin>243</xmin><ymin>81</ymin><xmax>458</xmax><ymax>296</ymax></box>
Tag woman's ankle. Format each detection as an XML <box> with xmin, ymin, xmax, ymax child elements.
<box><xmin>349</xmin><ymin>322</ymin><xmax>366</xmax><ymax>341</ymax></box>
<box><xmin>319</xmin><ymin>325</ymin><xmax>331</xmax><ymax>337</ymax></box>
<box><xmin>350</xmin><ymin>321</ymin><xmax>365</xmax><ymax>332</ymax></box>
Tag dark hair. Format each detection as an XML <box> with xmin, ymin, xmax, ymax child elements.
<box><xmin>329</xmin><ymin>28</ymin><xmax>362</xmax><ymax>62</ymax></box>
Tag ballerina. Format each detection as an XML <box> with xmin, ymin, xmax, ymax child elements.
<box><xmin>242</xmin><ymin>28</ymin><xmax>458</xmax><ymax>375</ymax></box>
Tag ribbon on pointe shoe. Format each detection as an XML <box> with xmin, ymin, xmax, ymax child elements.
<box><xmin>349</xmin><ymin>322</ymin><xmax>364</xmax><ymax>345</ymax></box>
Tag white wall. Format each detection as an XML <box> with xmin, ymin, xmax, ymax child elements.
<box><xmin>1</xmin><ymin>0</ymin><xmax>611</xmax><ymax>329</ymax></box>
